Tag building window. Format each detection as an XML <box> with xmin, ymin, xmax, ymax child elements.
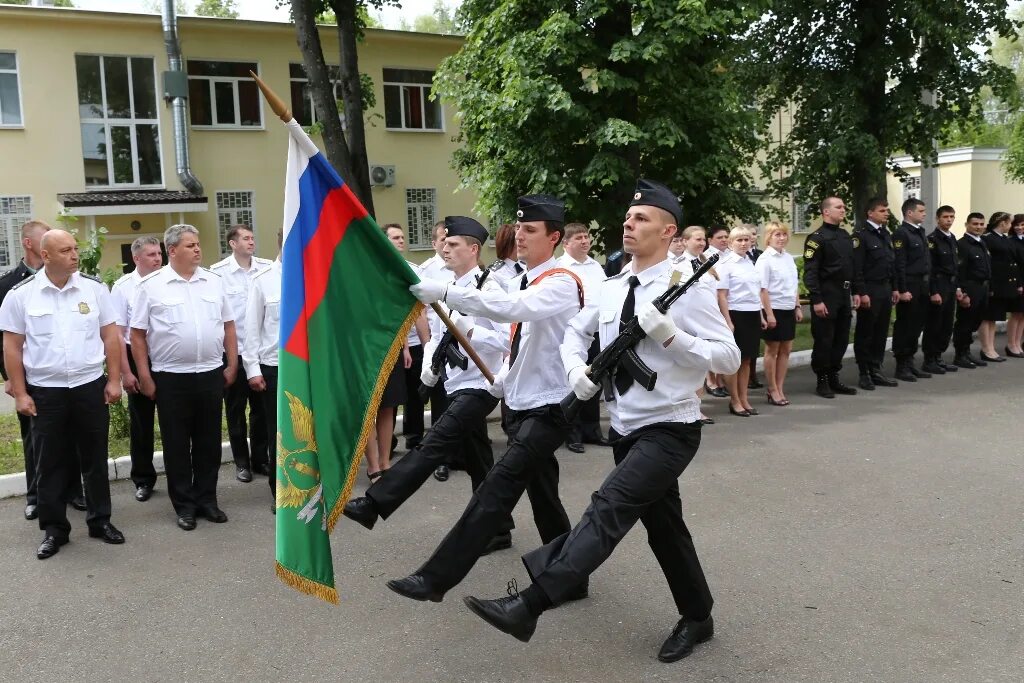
<box><xmin>405</xmin><ymin>188</ymin><xmax>436</xmax><ymax>248</ymax></box>
<box><xmin>187</xmin><ymin>60</ymin><xmax>262</xmax><ymax>128</ymax></box>
<box><xmin>289</xmin><ymin>63</ymin><xmax>344</xmax><ymax>128</ymax></box>
<box><xmin>383</xmin><ymin>68</ymin><xmax>442</xmax><ymax>131</ymax></box>
<box><xmin>216</xmin><ymin>190</ymin><xmax>254</xmax><ymax>257</ymax></box>
<box><xmin>902</xmin><ymin>175</ymin><xmax>921</xmax><ymax>201</ymax></box>
<box><xmin>0</xmin><ymin>196</ymin><xmax>31</xmax><ymax>268</ymax></box>
<box><xmin>75</xmin><ymin>55</ymin><xmax>163</xmax><ymax>188</ymax></box>
<box><xmin>0</xmin><ymin>51</ymin><xmax>23</xmax><ymax>127</ymax></box>
<box><xmin>791</xmin><ymin>193</ymin><xmax>810</xmax><ymax>234</ymax></box>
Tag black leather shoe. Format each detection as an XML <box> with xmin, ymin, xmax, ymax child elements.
<box><xmin>134</xmin><ymin>485</ymin><xmax>153</xmax><ymax>502</ymax></box>
<box><xmin>910</xmin><ymin>366</ymin><xmax>932</xmax><ymax>378</ymax></box>
<box><xmin>858</xmin><ymin>374</ymin><xmax>875</xmax><ymax>391</ymax></box>
<box><xmin>921</xmin><ymin>361</ymin><xmax>945</xmax><ymax>375</ymax></box>
<box><xmin>482</xmin><ymin>531</ymin><xmax>512</xmax><ymax>556</ymax></box>
<box><xmin>815</xmin><ymin>376</ymin><xmax>835</xmax><ymax>399</ymax></box>
<box><xmin>386</xmin><ymin>574</ymin><xmax>444</xmax><ymax>602</ymax></box>
<box><xmin>342</xmin><ymin>496</ymin><xmax>379</xmax><ymax>530</ymax></box>
<box><xmin>463</xmin><ymin>594</ymin><xmax>538</xmax><ymax>642</ymax></box>
<box><xmin>1004</xmin><ymin>346</ymin><xmax>1024</xmax><ymax>358</ymax></box>
<box><xmin>37</xmin><ymin>535</ymin><xmax>67</xmax><ymax>560</ymax></box>
<box><xmin>941</xmin><ymin>362</ymin><xmax>958</xmax><ymax>372</ymax></box>
<box><xmin>828</xmin><ymin>374</ymin><xmax>857</xmax><ymax>395</ymax></box>
<box><xmin>657</xmin><ymin>615</ymin><xmax>715</xmax><ymax>663</ymax></box>
<box><xmin>24</xmin><ymin>504</ymin><xmax>37</xmax><ymax>520</ymax></box>
<box><xmin>433</xmin><ymin>465</ymin><xmax>449</xmax><ymax>482</ymax></box>
<box><xmin>69</xmin><ymin>495</ymin><xmax>87</xmax><ymax>511</ymax></box>
<box><xmin>236</xmin><ymin>467</ymin><xmax>253</xmax><ymax>483</ymax></box>
<box><xmin>953</xmin><ymin>355</ymin><xmax>976</xmax><ymax>369</ymax></box>
<box><xmin>198</xmin><ymin>506</ymin><xmax>228</xmax><ymax>523</ymax></box>
<box><xmin>870</xmin><ymin>372</ymin><xmax>898</xmax><ymax>387</ymax></box>
<box><xmin>88</xmin><ymin>522</ymin><xmax>125</xmax><ymax>544</ymax></box>
<box><xmin>581</xmin><ymin>434</ymin><xmax>610</xmax><ymax>446</ymax></box>
<box><xmin>747</xmin><ymin>377</ymin><xmax>764</xmax><ymax>390</ymax></box>
<box><xmin>709</xmin><ymin>387</ymin><xmax>729</xmax><ymax>398</ymax></box>
<box><xmin>895</xmin><ymin>366</ymin><xmax>917</xmax><ymax>382</ymax></box>
<box><xmin>252</xmin><ymin>463</ymin><xmax>272</xmax><ymax>477</ymax></box>
<box><xmin>968</xmin><ymin>354</ymin><xmax>987</xmax><ymax>367</ymax></box>
<box><xmin>980</xmin><ymin>352</ymin><xmax>1006</xmax><ymax>363</ymax></box>
<box><xmin>561</xmin><ymin>583</ymin><xmax>589</xmax><ymax>603</ymax></box>
<box><xmin>177</xmin><ymin>514</ymin><xmax>197</xmax><ymax>531</ymax></box>
<box><xmin>566</xmin><ymin>441</ymin><xmax>585</xmax><ymax>453</ymax></box>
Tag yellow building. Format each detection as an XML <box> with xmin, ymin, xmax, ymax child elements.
<box><xmin>0</xmin><ymin>4</ymin><xmax>481</xmax><ymax>273</ymax></box>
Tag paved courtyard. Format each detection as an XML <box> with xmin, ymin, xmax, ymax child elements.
<box><xmin>0</xmin><ymin>361</ymin><xmax>1021</xmax><ymax>682</ymax></box>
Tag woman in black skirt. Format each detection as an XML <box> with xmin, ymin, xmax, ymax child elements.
<box><xmin>716</xmin><ymin>227</ymin><xmax>766</xmax><ymax>416</ymax></box>
<box><xmin>979</xmin><ymin>212</ymin><xmax>1021</xmax><ymax>362</ymax></box>
<box><xmin>756</xmin><ymin>221</ymin><xmax>802</xmax><ymax>406</ymax></box>
<box><xmin>1006</xmin><ymin>215</ymin><xmax>1024</xmax><ymax>358</ymax></box>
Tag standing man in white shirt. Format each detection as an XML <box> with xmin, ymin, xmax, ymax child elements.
<box><xmin>392</xmin><ymin>194</ymin><xmax>585</xmax><ymax>603</ymax></box>
<box><xmin>557</xmin><ymin>222</ymin><xmax>609</xmax><ymax>452</ymax></box>
<box><xmin>210</xmin><ymin>225</ymin><xmax>273</xmax><ymax>483</ymax></box>
<box><xmin>0</xmin><ymin>229</ymin><xmax>126</xmax><ymax>559</ymax></box>
<box><xmin>130</xmin><ymin>224</ymin><xmax>237</xmax><ymax>531</ymax></box>
<box><xmin>111</xmin><ymin>236</ymin><xmax>164</xmax><ymax>502</ymax></box>
<box><xmin>243</xmin><ymin>231</ymin><xmax>282</xmax><ymax>511</ymax></box>
<box><xmin>462</xmin><ymin>180</ymin><xmax>740</xmax><ymax>664</ymax></box>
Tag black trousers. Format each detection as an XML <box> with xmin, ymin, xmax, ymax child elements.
<box><xmin>417</xmin><ymin>404</ymin><xmax>572</xmax><ymax>592</ymax></box>
<box><xmin>523</xmin><ymin>422</ymin><xmax>713</xmax><ymax>620</ymax></box>
<box><xmin>22</xmin><ymin>410</ymin><xmax>84</xmax><ymax>506</ymax></box>
<box><xmin>892</xmin><ymin>276</ymin><xmax>930</xmax><ymax>363</ymax></box>
<box><xmin>810</xmin><ymin>283</ymin><xmax>852</xmax><ymax>375</ymax></box>
<box><xmin>569</xmin><ymin>339</ymin><xmax>603</xmax><ymax>442</ymax></box>
<box><xmin>922</xmin><ymin>279</ymin><xmax>957</xmax><ymax>359</ymax></box>
<box><xmin>369</xmin><ymin>389</ymin><xmax>508</xmax><ymax>532</ymax></box>
<box><xmin>259</xmin><ymin>364</ymin><xmax>278</xmax><ymax>494</ymax></box>
<box><xmin>223</xmin><ymin>354</ymin><xmax>268</xmax><ymax>470</ymax></box>
<box><xmin>953</xmin><ymin>282</ymin><xmax>989</xmax><ymax>354</ymax></box>
<box><xmin>853</xmin><ymin>281</ymin><xmax>893</xmax><ymax>372</ymax></box>
<box><xmin>154</xmin><ymin>369</ymin><xmax>224</xmax><ymax>515</ymax></box>
<box><xmin>28</xmin><ymin>376</ymin><xmax>111</xmax><ymax>541</ymax></box>
<box><xmin>402</xmin><ymin>344</ymin><xmax>426</xmax><ymax>448</ymax></box>
<box><xmin>126</xmin><ymin>345</ymin><xmax>157</xmax><ymax>488</ymax></box>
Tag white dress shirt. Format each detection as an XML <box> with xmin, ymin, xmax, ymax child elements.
<box><xmin>755</xmin><ymin>246</ymin><xmax>799</xmax><ymax>310</ymax></box>
<box><xmin>243</xmin><ymin>261</ymin><xmax>281</xmax><ymax>378</ymax></box>
<box><xmin>209</xmin><ymin>254</ymin><xmax>272</xmax><ymax>352</ymax></box>
<box><xmin>130</xmin><ymin>265</ymin><xmax>234</xmax><ymax>373</ymax></box>
<box><xmin>717</xmin><ymin>250</ymin><xmax>762</xmax><ymax>311</ymax></box>
<box><xmin>423</xmin><ymin>267</ymin><xmax>509</xmax><ymax>393</ymax></box>
<box><xmin>557</xmin><ymin>252</ymin><xmax>606</xmax><ymax>311</ymax></box>
<box><xmin>444</xmin><ymin>256</ymin><xmax>581</xmax><ymax>411</ymax></box>
<box><xmin>110</xmin><ymin>270</ymin><xmax>144</xmax><ymax>344</ymax></box>
<box><xmin>561</xmin><ymin>258</ymin><xmax>740</xmax><ymax>435</ymax></box>
<box><xmin>0</xmin><ymin>271</ymin><xmax>116</xmax><ymax>388</ymax></box>
<box><xmin>492</xmin><ymin>258</ymin><xmax>526</xmax><ymax>292</ymax></box>
<box><xmin>417</xmin><ymin>253</ymin><xmax>453</xmax><ymax>342</ymax></box>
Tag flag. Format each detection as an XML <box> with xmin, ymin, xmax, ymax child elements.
<box><xmin>275</xmin><ymin>119</ymin><xmax>422</xmax><ymax>603</ymax></box>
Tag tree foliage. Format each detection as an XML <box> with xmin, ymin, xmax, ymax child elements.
<box><xmin>145</xmin><ymin>0</ymin><xmax>189</xmax><ymax>14</ymax></box>
<box><xmin>399</xmin><ymin>1</ymin><xmax>459</xmax><ymax>35</ymax></box>
<box><xmin>745</xmin><ymin>1</ymin><xmax>1019</xmax><ymax>220</ymax></box>
<box><xmin>194</xmin><ymin>0</ymin><xmax>238</xmax><ymax>19</ymax></box>
<box><xmin>2</xmin><ymin>0</ymin><xmax>75</xmax><ymax>5</ymax></box>
<box><xmin>435</xmin><ymin>0</ymin><xmax>766</xmax><ymax>249</ymax></box>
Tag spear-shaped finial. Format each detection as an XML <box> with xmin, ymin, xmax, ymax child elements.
<box><xmin>250</xmin><ymin>70</ymin><xmax>291</xmax><ymax>123</ymax></box>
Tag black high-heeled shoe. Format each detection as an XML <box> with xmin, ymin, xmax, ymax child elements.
<box><xmin>980</xmin><ymin>352</ymin><xmax>1006</xmax><ymax>363</ymax></box>
<box><xmin>1004</xmin><ymin>346</ymin><xmax>1024</xmax><ymax>358</ymax></box>
<box><xmin>766</xmin><ymin>391</ymin><xmax>787</xmax><ymax>406</ymax></box>
<box><xmin>729</xmin><ymin>404</ymin><xmax>751</xmax><ymax>417</ymax></box>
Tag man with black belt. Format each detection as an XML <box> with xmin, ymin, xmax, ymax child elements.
<box><xmin>210</xmin><ymin>224</ymin><xmax>272</xmax><ymax>483</ymax></box>
<box><xmin>111</xmin><ymin>236</ymin><xmax>164</xmax><ymax>502</ymax></box>
<box><xmin>0</xmin><ymin>229</ymin><xmax>125</xmax><ymax>559</ymax></box>
<box><xmin>462</xmin><ymin>180</ymin><xmax>740</xmax><ymax>663</ymax></box>
<box><xmin>243</xmin><ymin>232</ymin><xmax>282</xmax><ymax>513</ymax></box>
<box><xmin>130</xmin><ymin>224</ymin><xmax>237</xmax><ymax>531</ymax></box>
<box><xmin>0</xmin><ymin>220</ymin><xmax>85</xmax><ymax>520</ymax></box>
<box><xmin>851</xmin><ymin>198</ymin><xmax>899</xmax><ymax>391</ymax></box>
<box><xmin>922</xmin><ymin>206</ymin><xmax>963</xmax><ymax>374</ymax></box>
<box><xmin>391</xmin><ymin>194</ymin><xmax>583</xmax><ymax>603</ymax></box>
<box><xmin>952</xmin><ymin>213</ymin><xmax>992</xmax><ymax>368</ymax></box>
<box><xmin>803</xmin><ymin>197</ymin><xmax>858</xmax><ymax>398</ymax></box>
<box><xmin>344</xmin><ymin>216</ymin><xmax>513</xmax><ymax>550</ymax></box>
<box><xmin>892</xmin><ymin>198</ymin><xmax>933</xmax><ymax>381</ymax></box>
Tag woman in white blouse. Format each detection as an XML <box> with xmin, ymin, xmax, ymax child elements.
<box><xmin>756</xmin><ymin>221</ymin><xmax>802</xmax><ymax>406</ymax></box>
<box><xmin>716</xmin><ymin>227</ymin><xmax>765</xmax><ymax>416</ymax></box>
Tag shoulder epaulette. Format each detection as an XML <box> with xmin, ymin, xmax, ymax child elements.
<box><xmin>11</xmin><ymin>274</ymin><xmax>35</xmax><ymax>291</ymax></box>
<box><xmin>605</xmin><ymin>269</ymin><xmax>629</xmax><ymax>281</ymax></box>
<box><xmin>139</xmin><ymin>270</ymin><xmax>162</xmax><ymax>284</ymax></box>
<box><xmin>254</xmin><ymin>256</ymin><xmax>273</xmax><ymax>265</ymax></box>
<box><xmin>209</xmin><ymin>260</ymin><xmax>229</xmax><ymax>270</ymax></box>
<box><xmin>251</xmin><ymin>267</ymin><xmax>275</xmax><ymax>281</ymax></box>
<box><xmin>202</xmin><ymin>266</ymin><xmax>222</xmax><ymax>277</ymax></box>
<box><xmin>79</xmin><ymin>272</ymin><xmax>102</xmax><ymax>284</ymax></box>
<box><xmin>113</xmin><ymin>273</ymin><xmax>132</xmax><ymax>286</ymax></box>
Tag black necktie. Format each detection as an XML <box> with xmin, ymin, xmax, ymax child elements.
<box><xmin>508</xmin><ymin>274</ymin><xmax>529</xmax><ymax>365</ymax></box>
<box><xmin>614</xmin><ymin>276</ymin><xmax>641</xmax><ymax>395</ymax></box>
<box><xmin>514</xmin><ymin>262</ymin><xmax>524</xmax><ymax>275</ymax></box>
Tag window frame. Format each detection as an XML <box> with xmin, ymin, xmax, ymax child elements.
<box><xmin>405</xmin><ymin>187</ymin><xmax>437</xmax><ymax>250</ymax></box>
<box><xmin>75</xmin><ymin>53</ymin><xmax>164</xmax><ymax>190</ymax></box>
<box><xmin>187</xmin><ymin>59</ymin><xmax>264</xmax><ymax>131</ymax></box>
<box><xmin>288</xmin><ymin>62</ymin><xmax>345</xmax><ymax>129</ymax></box>
<box><xmin>0</xmin><ymin>195</ymin><xmax>32</xmax><ymax>268</ymax></box>
<box><xmin>215</xmin><ymin>189</ymin><xmax>256</xmax><ymax>258</ymax></box>
<box><xmin>0</xmin><ymin>50</ymin><xmax>24</xmax><ymax>129</ymax></box>
<box><xmin>382</xmin><ymin>67</ymin><xmax>444</xmax><ymax>133</ymax></box>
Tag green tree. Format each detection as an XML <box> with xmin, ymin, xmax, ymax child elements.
<box><xmin>194</xmin><ymin>0</ymin><xmax>238</xmax><ymax>19</ymax></box>
<box><xmin>145</xmin><ymin>0</ymin><xmax>189</xmax><ymax>14</ymax></box>
<box><xmin>401</xmin><ymin>0</ymin><xmax>458</xmax><ymax>35</ymax></box>
<box><xmin>435</xmin><ymin>0</ymin><xmax>766</xmax><ymax>249</ymax></box>
<box><xmin>1</xmin><ymin>0</ymin><xmax>75</xmax><ymax>6</ymax></box>
<box><xmin>745</xmin><ymin>1</ymin><xmax>1018</xmax><ymax>220</ymax></box>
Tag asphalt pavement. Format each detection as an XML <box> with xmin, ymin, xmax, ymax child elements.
<box><xmin>0</xmin><ymin>360</ymin><xmax>1021</xmax><ymax>682</ymax></box>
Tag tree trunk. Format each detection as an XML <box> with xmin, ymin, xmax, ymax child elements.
<box><xmin>850</xmin><ymin>0</ymin><xmax>890</xmax><ymax>223</ymax></box>
<box><xmin>334</xmin><ymin>0</ymin><xmax>375</xmax><ymax>216</ymax></box>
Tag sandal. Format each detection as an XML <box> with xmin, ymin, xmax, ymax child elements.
<box><xmin>767</xmin><ymin>391</ymin><xmax>787</xmax><ymax>407</ymax></box>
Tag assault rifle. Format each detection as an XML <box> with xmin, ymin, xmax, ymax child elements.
<box><xmin>560</xmin><ymin>253</ymin><xmax>719</xmax><ymax>421</ymax></box>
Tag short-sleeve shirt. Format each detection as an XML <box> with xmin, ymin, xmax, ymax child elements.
<box><xmin>756</xmin><ymin>246</ymin><xmax>799</xmax><ymax>310</ymax></box>
<box><xmin>717</xmin><ymin>251</ymin><xmax>763</xmax><ymax>311</ymax></box>
<box><xmin>110</xmin><ymin>270</ymin><xmax>144</xmax><ymax>344</ymax></box>
<box><xmin>209</xmin><ymin>254</ymin><xmax>273</xmax><ymax>350</ymax></box>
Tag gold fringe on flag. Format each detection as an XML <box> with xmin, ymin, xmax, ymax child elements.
<box><xmin>276</xmin><ymin>561</ymin><xmax>339</xmax><ymax>605</ymax></box>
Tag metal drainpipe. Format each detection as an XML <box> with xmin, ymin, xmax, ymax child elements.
<box><xmin>161</xmin><ymin>0</ymin><xmax>203</xmax><ymax>196</ymax></box>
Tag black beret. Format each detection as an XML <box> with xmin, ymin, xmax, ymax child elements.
<box><xmin>516</xmin><ymin>194</ymin><xmax>565</xmax><ymax>224</ymax></box>
<box><xmin>629</xmin><ymin>179</ymin><xmax>682</xmax><ymax>225</ymax></box>
<box><xmin>444</xmin><ymin>216</ymin><xmax>489</xmax><ymax>244</ymax></box>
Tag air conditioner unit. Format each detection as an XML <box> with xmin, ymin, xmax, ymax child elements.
<box><xmin>369</xmin><ymin>164</ymin><xmax>396</xmax><ymax>187</ymax></box>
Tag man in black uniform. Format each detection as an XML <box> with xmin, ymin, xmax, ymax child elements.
<box><xmin>803</xmin><ymin>197</ymin><xmax>857</xmax><ymax>398</ymax></box>
<box><xmin>891</xmin><ymin>198</ymin><xmax>932</xmax><ymax>381</ymax></box>
<box><xmin>922</xmin><ymin>206</ymin><xmax>963</xmax><ymax>374</ymax></box>
<box><xmin>851</xmin><ymin>198</ymin><xmax>899</xmax><ymax>390</ymax></box>
<box><xmin>952</xmin><ymin>212</ymin><xmax>992</xmax><ymax>368</ymax></box>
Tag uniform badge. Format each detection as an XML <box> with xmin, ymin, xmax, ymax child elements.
<box><xmin>893</xmin><ymin>239</ymin><xmax>903</xmax><ymax>249</ymax></box>
<box><xmin>804</xmin><ymin>240</ymin><xmax>818</xmax><ymax>260</ymax></box>
<box><xmin>78</xmin><ymin>302</ymin><xmax>91</xmax><ymax>314</ymax></box>
<box><xmin>804</xmin><ymin>249</ymin><xmax>815</xmax><ymax>259</ymax></box>
<box><xmin>852</xmin><ymin>236</ymin><xmax>860</xmax><ymax>248</ymax></box>
<box><xmin>516</xmin><ymin>209</ymin><xmax>524</xmax><ymax>218</ymax></box>
<box><xmin>928</xmin><ymin>241</ymin><xmax>935</xmax><ymax>248</ymax></box>
<box><xmin>633</xmin><ymin>192</ymin><xmax>642</xmax><ymax>200</ymax></box>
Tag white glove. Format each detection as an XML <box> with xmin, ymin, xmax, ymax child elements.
<box><xmin>636</xmin><ymin>301</ymin><xmax>677</xmax><ymax>345</ymax></box>
<box><xmin>420</xmin><ymin>364</ymin><xmax>439</xmax><ymax>387</ymax></box>
<box><xmin>568</xmin><ymin>365</ymin><xmax>600</xmax><ymax>401</ymax></box>
<box><xmin>453</xmin><ymin>314</ymin><xmax>474</xmax><ymax>337</ymax></box>
<box><xmin>487</xmin><ymin>363</ymin><xmax>508</xmax><ymax>399</ymax></box>
<box><xmin>410</xmin><ymin>279</ymin><xmax>446</xmax><ymax>304</ymax></box>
